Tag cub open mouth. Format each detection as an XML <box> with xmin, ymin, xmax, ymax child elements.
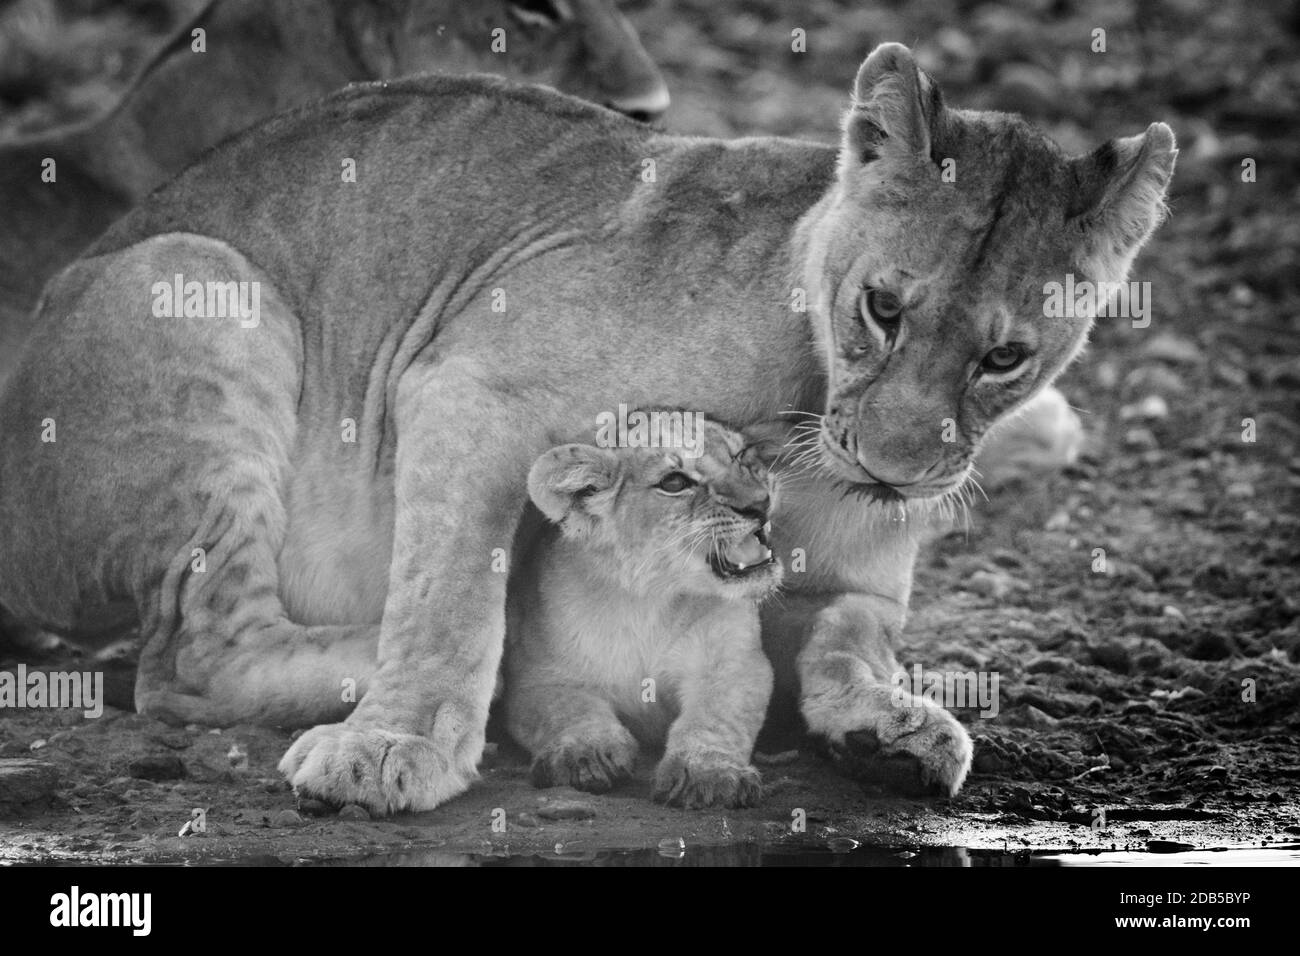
<box><xmin>708</xmin><ymin>525</ymin><xmax>775</xmax><ymax>578</ymax></box>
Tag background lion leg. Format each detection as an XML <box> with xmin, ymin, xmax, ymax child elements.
<box><xmin>791</xmin><ymin>592</ymin><xmax>972</xmax><ymax>797</ymax></box>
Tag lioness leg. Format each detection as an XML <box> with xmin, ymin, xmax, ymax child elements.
<box><xmin>788</xmin><ymin>592</ymin><xmax>972</xmax><ymax>797</ymax></box>
<box><xmin>280</xmin><ymin>367</ymin><xmax>545</xmax><ymax>813</ymax></box>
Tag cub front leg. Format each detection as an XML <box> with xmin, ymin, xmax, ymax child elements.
<box><xmin>653</xmin><ymin>614</ymin><xmax>772</xmax><ymax>810</ymax></box>
<box><xmin>796</xmin><ymin>592</ymin><xmax>972</xmax><ymax>797</ymax></box>
<box><xmin>505</xmin><ymin>683</ymin><xmax>639</xmax><ymax>794</ymax></box>
<box><xmin>280</xmin><ymin>368</ymin><xmax>545</xmax><ymax>814</ymax></box>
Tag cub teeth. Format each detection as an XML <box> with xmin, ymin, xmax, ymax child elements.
<box><xmin>763</xmin><ymin>522</ymin><xmax>772</xmax><ymax>535</ymax></box>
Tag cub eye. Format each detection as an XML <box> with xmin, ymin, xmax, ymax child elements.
<box><xmin>857</xmin><ymin>288</ymin><xmax>903</xmax><ymax>341</ymax></box>
<box><xmin>982</xmin><ymin>344</ymin><xmax>1027</xmax><ymax>374</ymax></box>
<box><xmin>656</xmin><ymin>472</ymin><xmax>696</xmax><ymax>494</ymax></box>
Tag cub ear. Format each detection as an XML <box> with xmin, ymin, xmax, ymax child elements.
<box><xmin>1069</xmin><ymin>122</ymin><xmax>1178</xmax><ymax>277</ymax></box>
<box><xmin>527</xmin><ymin>444</ymin><xmax>621</xmax><ymax>536</ymax></box>
<box><xmin>840</xmin><ymin>42</ymin><xmax>943</xmax><ymax>171</ymax></box>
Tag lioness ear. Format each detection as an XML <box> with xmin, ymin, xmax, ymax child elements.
<box><xmin>527</xmin><ymin>444</ymin><xmax>621</xmax><ymax>535</ymax></box>
<box><xmin>1069</xmin><ymin>122</ymin><xmax>1177</xmax><ymax>277</ymax></box>
<box><xmin>841</xmin><ymin>42</ymin><xmax>943</xmax><ymax>170</ymax></box>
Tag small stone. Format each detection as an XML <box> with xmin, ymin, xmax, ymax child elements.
<box><xmin>1147</xmin><ymin>840</ymin><xmax>1196</xmax><ymax>853</ymax></box>
<box><xmin>1123</xmin><ymin>427</ymin><xmax>1159</xmax><ymax>451</ymax></box>
<box><xmin>1120</xmin><ymin>395</ymin><xmax>1169</xmax><ymax>421</ymax></box>
<box><xmin>1020</xmin><ymin>705</ymin><xmax>1059</xmax><ymax>729</ymax></box>
<box><xmin>1162</xmin><ymin>605</ymin><xmax>1186</xmax><ymax>621</ymax></box>
<box><xmin>127</xmin><ymin>755</ymin><xmax>187</xmax><ymax>781</ymax></box>
<box><xmin>514</xmin><ymin>811</ymin><xmax>541</xmax><ymax>828</ymax></box>
<box><xmin>1140</xmin><ymin>333</ymin><xmax>1202</xmax><ymax>365</ymax></box>
<box><xmin>29</xmin><ymin>739</ymin><xmax>46</xmax><ymax>751</ymax></box>
<box><xmin>536</xmin><ymin>799</ymin><xmax>596</xmax><ymax>821</ymax></box>
<box><xmin>271</xmin><ymin>809</ymin><xmax>306</xmax><ymax>828</ymax></box>
<box><xmin>1044</xmin><ymin>509</ymin><xmax>1071</xmax><ymax>531</ymax></box>
<box><xmin>337</xmin><ymin>804</ymin><xmax>370</xmax><ymax>822</ymax></box>
<box><xmin>0</xmin><ymin>759</ymin><xmax>61</xmax><ymax>808</ymax></box>
<box><xmin>1226</xmin><ymin>481</ymin><xmax>1255</xmax><ymax>499</ymax></box>
<box><xmin>967</xmin><ymin>569</ymin><xmax>1017</xmax><ymax>599</ymax></box>
<box><xmin>827</xmin><ymin>836</ymin><xmax>860</xmax><ymax>853</ymax></box>
<box><xmin>1207</xmin><ymin>765</ymin><xmax>1228</xmax><ymax>780</ymax></box>
<box><xmin>226</xmin><ymin>743</ymin><xmax>249</xmax><ymax>770</ymax></box>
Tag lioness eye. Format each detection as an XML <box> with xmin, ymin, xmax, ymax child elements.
<box><xmin>656</xmin><ymin>472</ymin><xmax>695</xmax><ymax>494</ymax></box>
<box><xmin>982</xmin><ymin>344</ymin><xmax>1027</xmax><ymax>373</ymax></box>
<box><xmin>858</xmin><ymin>288</ymin><xmax>903</xmax><ymax>343</ymax></box>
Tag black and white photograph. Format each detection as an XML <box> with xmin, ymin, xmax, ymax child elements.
<box><xmin>0</xmin><ymin>0</ymin><xmax>1295</xmax><ymax>920</ymax></box>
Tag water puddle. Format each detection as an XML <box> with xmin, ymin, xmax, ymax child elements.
<box><xmin>300</xmin><ymin>842</ymin><xmax>1300</xmax><ymax>867</ymax></box>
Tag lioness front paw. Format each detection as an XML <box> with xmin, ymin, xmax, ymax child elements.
<box><xmin>278</xmin><ymin>723</ymin><xmax>478</xmax><ymax>815</ymax></box>
<box><xmin>653</xmin><ymin>753</ymin><xmax>762</xmax><ymax>809</ymax></box>
<box><xmin>805</xmin><ymin>687</ymin><xmax>972</xmax><ymax>797</ymax></box>
<box><xmin>531</xmin><ymin>729</ymin><xmax>638</xmax><ymax>793</ymax></box>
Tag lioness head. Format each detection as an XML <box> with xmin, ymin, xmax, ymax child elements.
<box><xmin>528</xmin><ymin>415</ymin><xmax>782</xmax><ymax>599</ymax></box>
<box><xmin>802</xmin><ymin>43</ymin><xmax>1176</xmax><ymax>500</ymax></box>
<box><xmin>339</xmin><ymin>0</ymin><xmax>669</xmax><ymax>121</ymax></box>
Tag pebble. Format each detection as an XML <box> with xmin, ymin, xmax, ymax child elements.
<box><xmin>337</xmin><ymin>804</ymin><xmax>370</xmax><ymax>822</ymax></box>
<box><xmin>536</xmin><ymin>799</ymin><xmax>596</xmax><ymax>821</ymax></box>
<box><xmin>1123</xmin><ymin>427</ymin><xmax>1159</xmax><ymax>451</ymax></box>
<box><xmin>1226</xmin><ymin>481</ymin><xmax>1254</xmax><ymax>499</ymax></box>
<box><xmin>271</xmin><ymin>809</ymin><xmax>306</xmax><ymax>828</ymax></box>
<box><xmin>967</xmin><ymin>569</ymin><xmax>1018</xmax><ymax>600</ymax></box>
<box><xmin>0</xmin><ymin>759</ymin><xmax>61</xmax><ymax>809</ymax></box>
<box><xmin>514</xmin><ymin>811</ymin><xmax>541</xmax><ymax>828</ymax></box>
<box><xmin>1140</xmin><ymin>333</ymin><xmax>1203</xmax><ymax>365</ymax></box>
<box><xmin>1119</xmin><ymin>395</ymin><xmax>1169</xmax><ymax>421</ymax></box>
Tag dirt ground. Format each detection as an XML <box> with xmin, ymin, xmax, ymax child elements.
<box><xmin>1</xmin><ymin>0</ymin><xmax>1298</xmax><ymax>864</ymax></box>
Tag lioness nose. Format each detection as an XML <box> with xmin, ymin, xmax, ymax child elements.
<box><xmin>606</xmin><ymin>84</ymin><xmax>670</xmax><ymax>122</ymax></box>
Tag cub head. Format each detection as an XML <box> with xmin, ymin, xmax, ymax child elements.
<box><xmin>332</xmin><ymin>0</ymin><xmax>669</xmax><ymax>121</ymax></box>
<box><xmin>803</xmin><ymin>42</ymin><xmax>1176</xmax><ymax>500</ymax></box>
<box><xmin>528</xmin><ymin>414</ymin><xmax>782</xmax><ymax>600</ymax></box>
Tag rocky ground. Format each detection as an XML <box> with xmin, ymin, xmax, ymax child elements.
<box><xmin>0</xmin><ymin>0</ymin><xmax>1297</xmax><ymax>864</ymax></box>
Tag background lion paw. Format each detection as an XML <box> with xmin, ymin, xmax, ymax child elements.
<box><xmin>531</xmin><ymin>731</ymin><xmax>638</xmax><ymax>793</ymax></box>
<box><xmin>807</xmin><ymin>691</ymin><xmax>972</xmax><ymax>797</ymax></box>
<box><xmin>278</xmin><ymin>723</ymin><xmax>476</xmax><ymax>815</ymax></box>
<box><xmin>652</xmin><ymin>752</ymin><xmax>762</xmax><ymax>809</ymax></box>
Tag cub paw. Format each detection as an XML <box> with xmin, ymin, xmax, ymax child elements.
<box><xmin>653</xmin><ymin>752</ymin><xmax>763</xmax><ymax>809</ymax></box>
<box><xmin>279</xmin><ymin>722</ymin><xmax>477</xmax><ymax>815</ymax></box>
<box><xmin>805</xmin><ymin>686</ymin><xmax>972</xmax><ymax>797</ymax></box>
<box><xmin>531</xmin><ymin>731</ymin><xmax>638</xmax><ymax>794</ymax></box>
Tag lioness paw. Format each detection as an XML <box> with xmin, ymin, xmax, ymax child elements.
<box><xmin>653</xmin><ymin>753</ymin><xmax>763</xmax><ymax>809</ymax></box>
<box><xmin>278</xmin><ymin>723</ymin><xmax>477</xmax><ymax>815</ymax></box>
<box><xmin>531</xmin><ymin>731</ymin><xmax>638</xmax><ymax>794</ymax></box>
<box><xmin>806</xmin><ymin>690</ymin><xmax>972</xmax><ymax>797</ymax></box>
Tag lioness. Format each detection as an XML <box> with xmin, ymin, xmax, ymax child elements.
<box><xmin>0</xmin><ymin>0</ymin><xmax>667</xmax><ymax>381</ymax></box>
<box><xmin>0</xmin><ymin>44</ymin><xmax>1174</xmax><ymax>813</ymax></box>
<box><xmin>506</xmin><ymin>420</ymin><xmax>780</xmax><ymax>809</ymax></box>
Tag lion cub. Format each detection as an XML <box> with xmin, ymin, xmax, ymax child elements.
<box><xmin>505</xmin><ymin>416</ymin><xmax>781</xmax><ymax>809</ymax></box>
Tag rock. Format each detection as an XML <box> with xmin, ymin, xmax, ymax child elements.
<box><xmin>1088</xmin><ymin>640</ymin><xmax>1133</xmax><ymax>674</ymax></box>
<box><xmin>1226</xmin><ymin>481</ymin><xmax>1255</xmax><ymax>499</ymax></box>
<box><xmin>1123</xmin><ymin>427</ymin><xmax>1159</xmax><ymax>451</ymax></box>
<box><xmin>271</xmin><ymin>809</ymin><xmax>306</xmax><ymax>828</ymax></box>
<box><xmin>1188</xmin><ymin>632</ymin><xmax>1233</xmax><ymax>661</ymax></box>
<box><xmin>1019</xmin><ymin>705</ymin><xmax>1059</xmax><ymax>729</ymax></box>
<box><xmin>127</xmin><ymin>755</ymin><xmax>187</xmax><ymax>781</ymax></box>
<box><xmin>1147</xmin><ymin>840</ymin><xmax>1196</xmax><ymax>853</ymax></box>
<box><xmin>536</xmin><ymin>799</ymin><xmax>597</xmax><ymax>821</ymax></box>
<box><xmin>1207</xmin><ymin>765</ymin><xmax>1228</xmax><ymax>780</ymax></box>
<box><xmin>337</xmin><ymin>804</ymin><xmax>370</xmax><ymax>822</ymax></box>
<box><xmin>1120</xmin><ymin>395</ymin><xmax>1170</xmax><ymax>421</ymax></box>
<box><xmin>514</xmin><ymin>812</ymin><xmax>542</xmax><ymax>828</ymax></box>
<box><xmin>0</xmin><ymin>759</ymin><xmax>60</xmax><ymax>809</ymax></box>
<box><xmin>1140</xmin><ymin>333</ymin><xmax>1203</xmax><ymax>365</ymax></box>
<box><xmin>967</xmin><ymin>569</ymin><xmax>1018</xmax><ymax>599</ymax></box>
